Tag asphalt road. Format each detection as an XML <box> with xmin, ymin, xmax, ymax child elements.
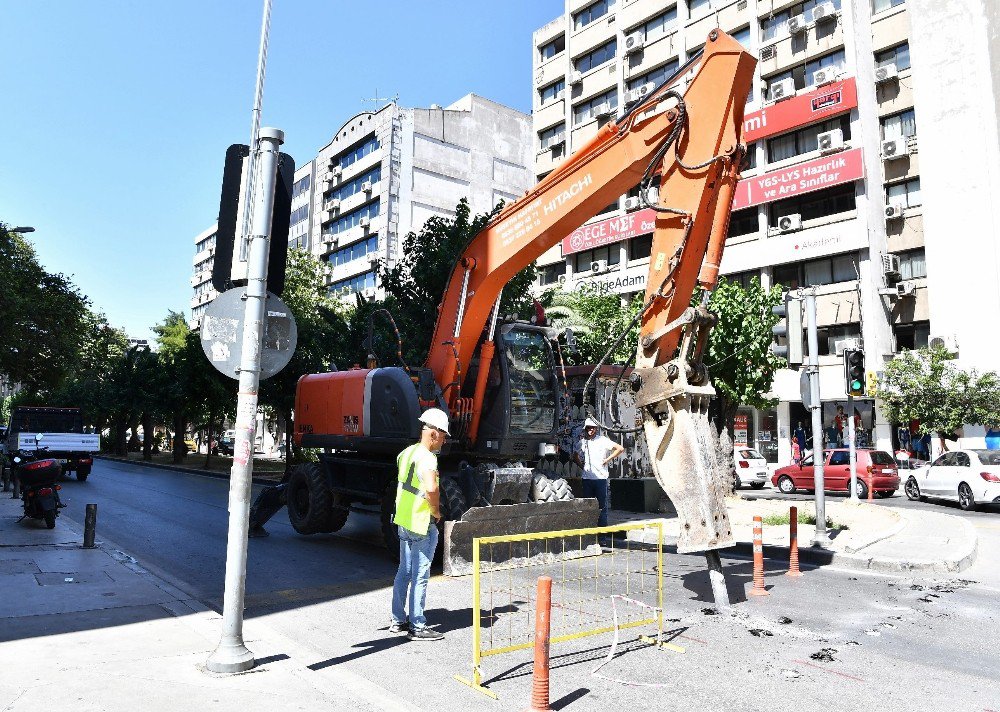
<box><xmin>55</xmin><ymin>459</ymin><xmax>1000</xmax><ymax>711</ymax></box>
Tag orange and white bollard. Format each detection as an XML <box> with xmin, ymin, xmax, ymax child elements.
<box><xmin>786</xmin><ymin>506</ymin><xmax>802</xmax><ymax>577</ymax></box>
<box><xmin>527</xmin><ymin>576</ymin><xmax>553</xmax><ymax>712</ymax></box>
<box><xmin>868</xmin><ymin>468</ymin><xmax>875</xmax><ymax>502</ymax></box>
<box><xmin>749</xmin><ymin>515</ymin><xmax>769</xmax><ymax>596</ymax></box>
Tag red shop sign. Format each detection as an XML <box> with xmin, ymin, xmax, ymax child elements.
<box><xmin>743</xmin><ymin>77</ymin><xmax>858</xmax><ymax>143</ymax></box>
<box><xmin>562</xmin><ymin>207</ymin><xmax>656</xmax><ymax>256</ymax></box>
<box><xmin>732</xmin><ymin>147</ymin><xmax>865</xmax><ymax>210</ymax></box>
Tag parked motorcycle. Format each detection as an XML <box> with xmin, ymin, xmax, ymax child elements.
<box><xmin>12</xmin><ymin>435</ymin><xmax>63</xmax><ymax>529</ymax></box>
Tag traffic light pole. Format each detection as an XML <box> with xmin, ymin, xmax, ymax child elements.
<box><xmin>804</xmin><ymin>290</ymin><xmax>831</xmax><ymax>547</ymax></box>
<box><xmin>847</xmin><ymin>393</ymin><xmax>859</xmax><ymax>502</ymax></box>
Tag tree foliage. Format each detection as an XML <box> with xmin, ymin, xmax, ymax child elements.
<box><xmin>540</xmin><ymin>286</ymin><xmax>642</xmax><ymax>365</ymax></box>
<box><xmin>879</xmin><ymin>346</ymin><xmax>1000</xmax><ymax>437</ymax></box>
<box><xmin>375</xmin><ymin>198</ymin><xmax>537</xmax><ymax>366</ymax></box>
<box><xmin>704</xmin><ymin>277</ymin><xmax>785</xmax><ymax>434</ymax></box>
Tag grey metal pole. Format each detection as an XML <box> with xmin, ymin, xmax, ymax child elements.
<box><xmin>847</xmin><ymin>393</ymin><xmax>858</xmax><ymax>502</ymax></box>
<box><xmin>83</xmin><ymin>504</ymin><xmax>97</xmax><ymax>548</ymax></box>
<box><xmin>206</xmin><ymin>127</ymin><xmax>284</xmax><ymax>674</ymax></box>
<box><xmin>805</xmin><ymin>290</ymin><xmax>830</xmax><ymax>547</ymax></box>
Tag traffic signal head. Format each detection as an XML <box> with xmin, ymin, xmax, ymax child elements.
<box><xmin>770</xmin><ymin>294</ymin><xmax>804</xmax><ymax>367</ymax></box>
<box><xmin>844</xmin><ymin>348</ymin><xmax>866</xmax><ymax>396</ymax></box>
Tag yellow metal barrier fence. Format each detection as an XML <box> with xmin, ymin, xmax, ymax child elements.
<box><xmin>455</xmin><ymin>520</ymin><xmax>679</xmax><ymax>699</ymax></box>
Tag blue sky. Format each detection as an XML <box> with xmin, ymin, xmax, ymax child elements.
<box><xmin>0</xmin><ymin>1</ymin><xmax>562</xmax><ymax>340</ymax></box>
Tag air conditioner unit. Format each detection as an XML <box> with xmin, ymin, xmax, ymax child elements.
<box><xmin>895</xmin><ymin>280</ymin><xmax>916</xmax><ymax>298</ymax></box>
<box><xmin>366</xmin><ymin>252</ymin><xmax>380</xmax><ymax>264</ymax></box>
<box><xmin>624</xmin><ymin>196</ymin><xmax>642</xmax><ymax>211</ymax></box>
<box><xmin>362</xmin><ymin>180</ymin><xmax>373</xmax><ymax>193</ymax></box>
<box><xmin>812</xmin><ymin>1</ymin><xmax>838</xmax><ymax>22</ymax></box>
<box><xmin>624</xmin><ymin>32</ymin><xmax>645</xmax><ymax>54</ymax></box>
<box><xmin>569</xmin><ymin>70</ymin><xmax>583</xmax><ymax>85</ymax></box>
<box><xmin>359</xmin><ymin>216</ymin><xmax>371</xmax><ymax>229</ymax></box>
<box><xmin>812</xmin><ymin>68</ymin><xmax>837</xmax><ymax>86</ymax></box>
<box><xmin>535</xmin><ymin>71</ymin><xmax>546</xmax><ymax>87</ymax></box>
<box><xmin>591</xmin><ymin>259</ymin><xmax>609</xmax><ymax>274</ymax></box>
<box><xmin>768</xmin><ymin>77</ymin><xmax>795</xmax><ymax>102</ymax></box>
<box><xmin>595</xmin><ymin>103</ymin><xmax>613</xmax><ymax>118</ymax></box>
<box><xmin>324</xmin><ymin>209</ymin><xmax>335</xmax><ymax>220</ymax></box>
<box><xmin>557</xmin><ymin>274</ymin><xmax>567</xmax><ymax>285</ymax></box>
<box><xmin>874</xmin><ymin>63</ymin><xmax>898</xmax><ymax>84</ymax></box>
<box><xmin>817</xmin><ymin>128</ymin><xmax>845</xmax><ymax>154</ymax></box>
<box><xmin>326</xmin><ymin>198</ymin><xmax>341</xmax><ymax>212</ymax></box>
<box><xmin>362</xmin><ymin>288</ymin><xmax>377</xmax><ymax>299</ymax></box>
<box><xmin>626</xmin><ymin>83</ymin><xmax>654</xmax><ymax>103</ymax></box>
<box><xmin>323</xmin><ymin>234</ymin><xmax>335</xmax><ymax>244</ymax></box>
<box><xmin>880</xmin><ymin>253</ymin><xmax>900</xmax><ymax>280</ymax></box>
<box><xmin>884</xmin><ymin>203</ymin><xmax>905</xmax><ymax>220</ymax></box>
<box><xmin>881</xmin><ymin>137</ymin><xmax>908</xmax><ymax>161</ymax></box>
<box><xmin>834</xmin><ymin>338</ymin><xmax>861</xmax><ymax>356</ymax></box>
<box><xmin>928</xmin><ymin>334</ymin><xmax>958</xmax><ymax>353</ymax></box>
<box><xmin>787</xmin><ymin>14</ymin><xmax>807</xmax><ymax>34</ymax></box>
<box><xmin>760</xmin><ymin>44</ymin><xmax>776</xmax><ymax>62</ymax></box>
<box><xmin>777</xmin><ymin>213</ymin><xmax>803</xmax><ymax>232</ymax></box>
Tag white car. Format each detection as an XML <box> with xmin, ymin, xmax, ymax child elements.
<box><xmin>734</xmin><ymin>447</ymin><xmax>769</xmax><ymax>489</ymax></box>
<box><xmin>904</xmin><ymin>448</ymin><xmax>1000</xmax><ymax>511</ymax></box>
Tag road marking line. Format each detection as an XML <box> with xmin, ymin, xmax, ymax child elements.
<box><xmin>793</xmin><ymin>660</ymin><xmax>865</xmax><ymax>682</ymax></box>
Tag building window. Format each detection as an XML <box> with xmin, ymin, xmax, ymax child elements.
<box><xmin>766</xmin><ymin>116</ymin><xmax>851</xmax><ymax>163</ymax></box>
<box><xmin>872</xmin><ymin>0</ymin><xmax>904</xmax><ymax>13</ymax></box>
<box><xmin>732</xmin><ymin>26</ymin><xmax>751</xmax><ymax>49</ymax></box>
<box><xmin>632</xmin><ymin>7</ymin><xmax>677</xmax><ymax>42</ymax></box>
<box><xmin>575</xmin><ymin>39</ymin><xmax>617</xmax><ymax>74</ymax></box>
<box><xmin>538</xmin><ymin>123</ymin><xmax>566</xmax><ymax>151</ymax></box>
<box><xmin>764</xmin><ymin>49</ymin><xmax>846</xmax><ymax>97</ymax></box>
<box><xmin>323</xmin><ymin>200</ymin><xmax>380</xmax><ymax>236</ymax></box>
<box><xmin>290</xmin><ymin>204</ymin><xmax>309</xmax><ymax>227</ymax></box>
<box><xmin>887</xmin><ymin>178</ymin><xmax>921</xmax><ymax>208</ymax></box>
<box><xmin>573</xmin><ymin>88</ymin><xmax>618</xmax><ymax>125</ymax></box>
<box><xmin>773</xmin><ymin>253</ymin><xmax>856</xmax><ymax>290</ymax></box>
<box><xmin>292</xmin><ymin>174</ymin><xmax>311</xmax><ymax>199</ymax></box>
<box><xmin>689</xmin><ymin>0</ymin><xmax>712</xmax><ymax>15</ymax></box>
<box><xmin>335</xmin><ymin>135</ymin><xmax>379</xmax><ymax>172</ymax></box>
<box><xmin>893</xmin><ymin>321</ymin><xmax>929</xmax><ymax>351</ymax></box>
<box><xmin>768</xmin><ymin>184</ymin><xmax>857</xmax><ymax>226</ymax></box>
<box><xmin>875</xmin><ymin>42</ymin><xmax>910</xmax><ymax>71</ymax></box>
<box><xmin>761</xmin><ymin>0</ymin><xmax>843</xmax><ymax>41</ymax></box>
<box><xmin>627</xmin><ymin>59</ymin><xmax>680</xmax><ymax>91</ymax></box>
<box><xmin>539</xmin><ymin>35</ymin><xmax>566</xmax><ymax>61</ymax></box>
<box><xmin>896</xmin><ymin>248</ymin><xmax>926</xmax><ymax>279</ymax></box>
<box><xmin>816</xmin><ymin>323</ymin><xmax>861</xmax><ymax>356</ymax></box>
<box><xmin>330</xmin><ymin>270</ymin><xmax>376</xmax><ymax>296</ymax></box>
<box><xmin>573</xmin><ymin>244</ymin><xmax>621</xmax><ymax>273</ymax></box>
<box><xmin>574</xmin><ymin>0</ymin><xmax>616</xmax><ymax>30</ymax></box>
<box><xmin>728</xmin><ymin>208</ymin><xmax>759</xmax><ymax>238</ymax></box>
<box><xmin>629</xmin><ymin>234</ymin><xmax>653</xmax><ymax>261</ymax></box>
<box><xmin>539</xmin><ymin>79</ymin><xmax>565</xmax><ymax>104</ymax></box>
<box><xmin>326</xmin><ymin>166</ymin><xmax>382</xmax><ymax>203</ymax></box>
<box><xmin>722</xmin><ymin>270</ymin><xmax>757</xmax><ymax>289</ymax></box>
<box><xmin>881</xmin><ymin>109</ymin><xmax>917</xmax><ymax>140</ymax></box>
<box><xmin>538</xmin><ymin>264</ymin><xmax>564</xmax><ymax>286</ymax></box>
<box><xmin>325</xmin><ymin>235</ymin><xmax>378</xmax><ymax>268</ymax></box>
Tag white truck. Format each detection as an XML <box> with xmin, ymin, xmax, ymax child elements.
<box><xmin>4</xmin><ymin>407</ymin><xmax>101</xmax><ymax>481</ymax></box>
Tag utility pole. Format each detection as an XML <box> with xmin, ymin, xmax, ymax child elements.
<box><xmin>804</xmin><ymin>289</ymin><xmax>830</xmax><ymax>547</ymax></box>
<box><xmin>847</xmin><ymin>393</ymin><xmax>858</xmax><ymax>502</ymax></box>
<box><xmin>206</xmin><ymin>0</ymin><xmax>278</xmax><ymax>675</ymax></box>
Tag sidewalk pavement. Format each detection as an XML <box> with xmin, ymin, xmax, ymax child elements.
<box><xmin>0</xmin><ymin>491</ymin><xmax>420</xmax><ymax>712</ymax></box>
<box><xmin>612</xmin><ymin>495</ymin><xmax>978</xmax><ymax>574</ymax></box>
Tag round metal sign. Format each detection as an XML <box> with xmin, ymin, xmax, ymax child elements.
<box><xmin>200</xmin><ymin>288</ymin><xmax>298</xmax><ymax>380</ymax></box>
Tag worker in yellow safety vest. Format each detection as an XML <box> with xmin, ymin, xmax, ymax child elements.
<box><xmin>389</xmin><ymin>407</ymin><xmax>448</xmax><ymax>641</ymax></box>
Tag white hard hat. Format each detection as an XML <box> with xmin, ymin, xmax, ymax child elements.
<box><xmin>584</xmin><ymin>416</ymin><xmax>601</xmax><ymax>430</ymax></box>
<box><xmin>419</xmin><ymin>408</ymin><xmax>450</xmax><ymax>435</ymax></box>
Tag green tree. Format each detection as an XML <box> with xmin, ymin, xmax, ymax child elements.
<box><xmin>704</xmin><ymin>276</ymin><xmax>785</xmax><ymax>437</ymax></box>
<box><xmin>0</xmin><ymin>223</ymin><xmax>90</xmax><ymax>391</ymax></box>
<box><xmin>375</xmin><ymin>198</ymin><xmax>537</xmax><ymax>366</ymax></box>
<box><xmin>153</xmin><ymin>312</ymin><xmax>204</xmax><ymax>463</ymax></box>
<box><xmin>540</xmin><ymin>286</ymin><xmax>643</xmax><ymax>365</ymax></box>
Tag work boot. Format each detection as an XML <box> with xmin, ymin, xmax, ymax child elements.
<box><xmin>408</xmin><ymin>627</ymin><xmax>444</xmax><ymax>641</ymax></box>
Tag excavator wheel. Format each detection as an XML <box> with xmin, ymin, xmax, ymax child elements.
<box><xmin>550</xmin><ymin>477</ymin><xmax>574</xmax><ymax>501</ymax></box>
<box><xmin>531</xmin><ymin>473</ymin><xmax>572</xmax><ymax>502</ymax></box>
<box><xmin>286</xmin><ymin>463</ymin><xmax>333</xmax><ymax>535</ymax></box>
<box><xmin>440</xmin><ymin>477</ymin><xmax>469</xmax><ymax>520</ymax></box>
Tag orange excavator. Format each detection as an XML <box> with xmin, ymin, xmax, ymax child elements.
<box><xmin>251</xmin><ymin>31</ymin><xmax>755</xmax><ymax>599</ymax></box>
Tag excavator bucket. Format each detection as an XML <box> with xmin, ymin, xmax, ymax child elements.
<box><xmin>442</xmin><ymin>499</ymin><xmax>601</xmax><ymax>577</ymax></box>
<box><xmin>642</xmin><ymin>384</ymin><xmax>734</xmax><ymax>554</ymax></box>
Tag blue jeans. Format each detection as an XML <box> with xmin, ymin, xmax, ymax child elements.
<box><xmin>581</xmin><ymin>478</ymin><xmax>610</xmax><ymax>528</ymax></box>
<box><xmin>392</xmin><ymin>524</ymin><xmax>438</xmax><ymax>630</ymax></box>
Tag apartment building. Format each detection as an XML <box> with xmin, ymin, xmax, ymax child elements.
<box><xmin>289</xmin><ymin>95</ymin><xmax>533</xmax><ymax>299</ymax></box>
<box><xmin>189</xmin><ymin>223</ymin><xmax>218</xmax><ymax>329</ymax></box>
<box><xmin>531</xmin><ymin>0</ymin><xmax>934</xmax><ymax>464</ymax></box>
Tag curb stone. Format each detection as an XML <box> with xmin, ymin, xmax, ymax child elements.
<box><xmin>94</xmin><ymin>454</ymin><xmax>281</xmax><ymax>486</ymax></box>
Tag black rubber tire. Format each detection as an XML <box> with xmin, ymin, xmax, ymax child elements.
<box><xmin>381</xmin><ymin>481</ymin><xmax>400</xmax><ymax>560</ymax></box>
<box><xmin>76</xmin><ymin>467</ymin><xmax>90</xmax><ymax>482</ymax></box>
<box><xmin>531</xmin><ymin>474</ymin><xmax>557</xmax><ymax>502</ymax></box>
<box><xmin>285</xmin><ymin>463</ymin><xmax>333</xmax><ymax>535</ymax></box>
<box><xmin>750</xmin><ymin>482</ymin><xmax>766</xmax><ymax>490</ymax></box>
<box><xmin>440</xmin><ymin>477</ymin><xmax>469</xmax><ymax>521</ymax></box>
<box><xmin>855</xmin><ymin>479</ymin><xmax>869</xmax><ymax>500</ymax></box>
<box><xmin>734</xmin><ymin>475</ymin><xmax>743</xmax><ymax>489</ymax></box>
<box><xmin>550</xmin><ymin>477</ymin><xmax>574</xmax><ymax>501</ymax></box>
<box><xmin>904</xmin><ymin>477</ymin><xmax>922</xmax><ymax>501</ymax></box>
<box><xmin>879</xmin><ymin>489</ymin><xmax>897</xmax><ymax>499</ymax></box>
<box><xmin>44</xmin><ymin>510</ymin><xmax>56</xmax><ymax>529</ymax></box>
<box><xmin>777</xmin><ymin>476</ymin><xmax>795</xmax><ymax>494</ymax></box>
<box><xmin>958</xmin><ymin>483</ymin><xmax>976</xmax><ymax>511</ymax></box>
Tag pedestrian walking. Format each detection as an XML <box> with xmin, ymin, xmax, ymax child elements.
<box><xmin>390</xmin><ymin>408</ymin><xmax>449</xmax><ymax>641</ymax></box>
<box><xmin>574</xmin><ymin>416</ymin><xmax>624</xmax><ymax>531</ymax></box>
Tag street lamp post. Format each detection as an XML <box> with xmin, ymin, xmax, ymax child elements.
<box><xmin>11</xmin><ymin>226</ymin><xmax>35</xmax><ymax>234</ymax></box>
